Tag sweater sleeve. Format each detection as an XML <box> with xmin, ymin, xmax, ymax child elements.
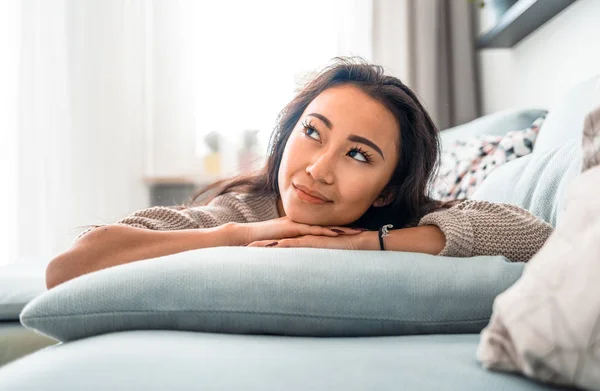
<box><xmin>115</xmin><ymin>193</ymin><xmax>277</xmax><ymax>230</ymax></box>
<box><xmin>418</xmin><ymin>200</ymin><xmax>553</xmax><ymax>262</ymax></box>
<box><xmin>76</xmin><ymin>193</ymin><xmax>279</xmax><ymax>240</ymax></box>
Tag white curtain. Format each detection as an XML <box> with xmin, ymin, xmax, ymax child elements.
<box><xmin>4</xmin><ymin>0</ymin><xmax>150</xmax><ymax>265</ymax></box>
<box><xmin>0</xmin><ymin>1</ymin><xmax>21</xmax><ymax>266</ymax></box>
<box><xmin>18</xmin><ymin>0</ymin><xmax>74</xmax><ymax>264</ymax></box>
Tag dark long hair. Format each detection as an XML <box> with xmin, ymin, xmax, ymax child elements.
<box><xmin>186</xmin><ymin>57</ymin><xmax>445</xmax><ymax>230</ymax></box>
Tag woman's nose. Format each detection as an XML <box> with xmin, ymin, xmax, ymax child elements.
<box><xmin>305</xmin><ymin>153</ymin><xmax>335</xmax><ymax>184</ymax></box>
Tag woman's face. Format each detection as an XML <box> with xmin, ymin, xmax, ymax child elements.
<box><xmin>277</xmin><ymin>84</ymin><xmax>400</xmax><ymax>226</ymax></box>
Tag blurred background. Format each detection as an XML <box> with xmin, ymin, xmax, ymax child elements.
<box><xmin>0</xmin><ymin>0</ymin><xmax>598</xmax><ymax>266</ymax></box>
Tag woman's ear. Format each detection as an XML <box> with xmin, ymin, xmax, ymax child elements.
<box><xmin>372</xmin><ymin>191</ymin><xmax>393</xmax><ymax>207</ymax></box>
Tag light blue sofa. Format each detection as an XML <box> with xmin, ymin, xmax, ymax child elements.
<box><xmin>0</xmin><ymin>75</ymin><xmax>597</xmax><ymax>391</ymax></box>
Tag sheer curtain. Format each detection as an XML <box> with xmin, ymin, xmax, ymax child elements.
<box><xmin>18</xmin><ymin>0</ymin><xmax>74</xmax><ymax>264</ymax></box>
<box><xmin>3</xmin><ymin>0</ymin><xmax>150</xmax><ymax>265</ymax></box>
<box><xmin>0</xmin><ymin>1</ymin><xmax>21</xmax><ymax>266</ymax></box>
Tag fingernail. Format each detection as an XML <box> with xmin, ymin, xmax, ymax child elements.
<box><xmin>266</xmin><ymin>242</ymin><xmax>278</xmax><ymax>247</ymax></box>
<box><xmin>331</xmin><ymin>229</ymin><xmax>345</xmax><ymax>234</ymax></box>
<box><xmin>354</xmin><ymin>228</ymin><xmax>369</xmax><ymax>232</ymax></box>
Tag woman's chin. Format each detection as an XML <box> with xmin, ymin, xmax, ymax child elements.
<box><xmin>285</xmin><ymin>208</ymin><xmax>329</xmax><ymax>226</ymax></box>
<box><xmin>284</xmin><ymin>207</ymin><xmax>350</xmax><ymax>227</ymax></box>
<box><xmin>282</xmin><ymin>194</ymin><xmax>362</xmax><ymax>226</ymax></box>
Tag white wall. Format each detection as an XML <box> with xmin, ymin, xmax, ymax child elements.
<box><xmin>479</xmin><ymin>0</ymin><xmax>600</xmax><ymax>114</ymax></box>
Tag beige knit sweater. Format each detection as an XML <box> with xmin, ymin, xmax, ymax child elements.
<box><xmin>108</xmin><ymin>193</ymin><xmax>552</xmax><ymax>262</ymax></box>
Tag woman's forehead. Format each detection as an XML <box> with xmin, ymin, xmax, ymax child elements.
<box><xmin>304</xmin><ymin>85</ymin><xmax>400</xmax><ymax>144</ymax></box>
<box><xmin>309</xmin><ymin>85</ymin><xmax>394</xmax><ymax>119</ymax></box>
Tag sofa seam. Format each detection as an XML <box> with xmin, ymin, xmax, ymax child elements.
<box><xmin>22</xmin><ymin>309</ymin><xmax>491</xmax><ymax>325</ymax></box>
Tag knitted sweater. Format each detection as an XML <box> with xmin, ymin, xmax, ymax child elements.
<box><xmin>110</xmin><ymin>193</ymin><xmax>553</xmax><ymax>262</ymax></box>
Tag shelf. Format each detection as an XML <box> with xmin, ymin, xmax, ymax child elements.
<box><xmin>476</xmin><ymin>0</ymin><xmax>576</xmax><ymax>49</ymax></box>
<box><xmin>143</xmin><ymin>176</ymin><xmax>199</xmax><ymax>186</ymax></box>
<box><xmin>143</xmin><ymin>175</ymin><xmax>222</xmax><ymax>187</ymax></box>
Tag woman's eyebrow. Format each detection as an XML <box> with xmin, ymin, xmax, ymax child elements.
<box><xmin>307</xmin><ymin>112</ymin><xmax>385</xmax><ymax>160</ymax></box>
<box><xmin>307</xmin><ymin>113</ymin><xmax>333</xmax><ymax>129</ymax></box>
<box><xmin>347</xmin><ymin>135</ymin><xmax>385</xmax><ymax>160</ymax></box>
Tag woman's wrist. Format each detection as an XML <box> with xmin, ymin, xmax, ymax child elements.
<box><xmin>173</xmin><ymin>223</ymin><xmax>240</xmax><ymax>249</ymax></box>
<box><xmin>357</xmin><ymin>231</ymin><xmax>380</xmax><ymax>251</ymax></box>
<box><xmin>214</xmin><ymin>222</ymin><xmax>242</xmax><ymax>246</ymax></box>
<box><xmin>357</xmin><ymin>225</ymin><xmax>446</xmax><ymax>254</ymax></box>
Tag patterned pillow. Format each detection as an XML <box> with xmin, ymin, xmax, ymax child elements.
<box><xmin>432</xmin><ymin>117</ymin><xmax>545</xmax><ymax>201</ymax></box>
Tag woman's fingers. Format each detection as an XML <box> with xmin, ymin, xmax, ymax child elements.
<box><xmin>297</xmin><ymin>223</ymin><xmax>365</xmax><ymax>237</ymax></box>
<box><xmin>305</xmin><ymin>225</ymin><xmax>339</xmax><ymax>237</ymax></box>
<box><xmin>327</xmin><ymin>226</ymin><xmax>367</xmax><ymax>235</ymax></box>
<box><xmin>247</xmin><ymin>240</ymin><xmax>280</xmax><ymax>247</ymax></box>
<box><xmin>247</xmin><ymin>238</ymin><xmax>309</xmax><ymax>248</ymax></box>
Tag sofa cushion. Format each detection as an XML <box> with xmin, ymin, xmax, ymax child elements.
<box><xmin>471</xmin><ymin>141</ymin><xmax>581</xmax><ymax>227</ymax></box>
<box><xmin>0</xmin><ymin>332</ymin><xmax>558</xmax><ymax>391</ymax></box>
<box><xmin>20</xmin><ymin>247</ymin><xmax>524</xmax><ymax>342</ymax></box>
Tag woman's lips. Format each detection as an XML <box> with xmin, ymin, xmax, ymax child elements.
<box><xmin>293</xmin><ymin>185</ymin><xmax>331</xmax><ymax>204</ymax></box>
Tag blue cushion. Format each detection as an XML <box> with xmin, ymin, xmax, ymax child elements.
<box><xmin>0</xmin><ymin>331</ymin><xmax>557</xmax><ymax>390</ymax></box>
<box><xmin>472</xmin><ymin>140</ymin><xmax>582</xmax><ymax>227</ymax></box>
<box><xmin>20</xmin><ymin>247</ymin><xmax>523</xmax><ymax>342</ymax></box>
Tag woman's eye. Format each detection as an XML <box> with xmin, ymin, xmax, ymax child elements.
<box><xmin>348</xmin><ymin>150</ymin><xmax>367</xmax><ymax>162</ymax></box>
<box><xmin>348</xmin><ymin>148</ymin><xmax>372</xmax><ymax>163</ymax></box>
<box><xmin>304</xmin><ymin>127</ymin><xmax>321</xmax><ymax>141</ymax></box>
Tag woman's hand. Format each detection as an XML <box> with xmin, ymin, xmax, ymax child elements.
<box><xmin>246</xmin><ymin>226</ymin><xmax>446</xmax><ymax>255</ymax></box>
<box><xmin>246</xmin><ymin>231</ymin><xmax>377</xmax><ymax>250</ymax></box>
<box><xmin>230</xmin><ymin>216</ymin><xmax>365</xmax><ymax>246</ymax></box>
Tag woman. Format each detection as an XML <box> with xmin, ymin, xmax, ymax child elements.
<box><xmin>45</xmin><ymin>58</ymin><xmax>553</xmax><ymax>289</ymax></box>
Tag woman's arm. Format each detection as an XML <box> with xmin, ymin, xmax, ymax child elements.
<box><xmin>47</xmin><ymin>216</ymin><xmax>355</xmax><ymax>289</ymax></box>
<box><xmin>45</xmin><ymin>223</ymin><xmax>235</xmax><ymax>289</ymax></box>
<box><xmin>47</xmin><ymin>192</ymin><xmax>272</xmax><ymax>289</ymax></box>
<box><xmin>350</xmin><ymin>201</ymin><xmax>553</xmax><ymax>260</ymax></box>
<box><xmin>359</xmin><ymin>201</ymin><xmax>552</xmax><ymax>260</ymax></box>
<box><xmin>417</xmin><ymin>200</ymin><xmax>554</xmax><ymax>261</ymax></box>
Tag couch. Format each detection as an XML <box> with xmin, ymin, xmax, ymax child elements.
<box><xmin>0</xmin><ymin>74</ymin><xmax>597</xmax><ymax>391</ymax></box>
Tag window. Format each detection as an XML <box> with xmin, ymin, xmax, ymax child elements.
<box><xmin>179</xmin><ymin>0</ymin><xmax>373</xmax><ymax>176</ymax></box>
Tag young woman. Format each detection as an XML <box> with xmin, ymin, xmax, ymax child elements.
<box><xmin>45</xmin><ymin>58</ymin><xmax>553</xmax><ymax>289</ymax></box>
